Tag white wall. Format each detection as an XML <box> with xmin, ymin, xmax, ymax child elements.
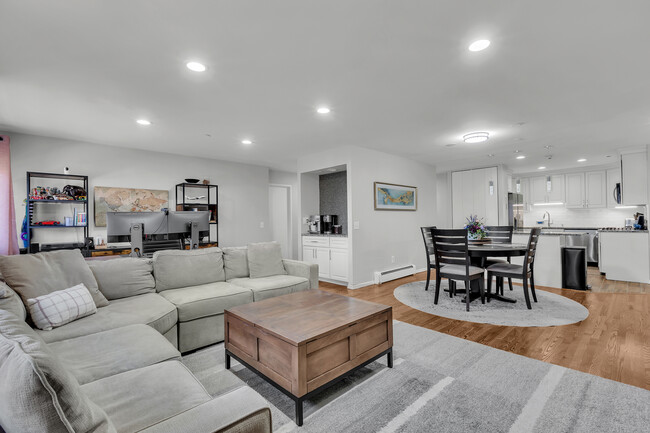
<box><xmin>346</xmin><ymin>146</ymin><xmax>436</xmax><ymax>287</ymax></box>
<box><xmin>8</xmin><ymin>132</ymin><xmax>272</xmax><ymax>247</ymax></box>
<box><xmin>269</xmin><ymin>169</ymin><xmax>300</xmax><ymax>259</ymax></box>
<box><xmin>435</xmin><ymin>172</ymin><xmax>452</xmax><ymax>228</ymax></box>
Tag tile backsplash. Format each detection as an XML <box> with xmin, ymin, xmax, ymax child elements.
<box><xmin>523</xmin><ymin>206</ymin><xmax>646</xmax><ymax>228</ymax></box>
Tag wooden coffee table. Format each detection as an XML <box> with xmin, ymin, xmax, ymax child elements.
<box><xmin>224</xmin><ymin>290</ymin><xmax>393</xmax><ymax>426</ymax></box>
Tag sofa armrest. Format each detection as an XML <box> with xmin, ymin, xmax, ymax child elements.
<box><xmin>138</xmin><ymin>387</ymin><xmax>271</xmax><ymax>433</ymax></box>
<box><xmin>283</xmin><ymin>259</ymin><xmax>319</xmax><ymax>289</ymax></box>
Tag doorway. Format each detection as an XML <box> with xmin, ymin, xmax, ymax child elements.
<box><xmin>269</xmin><ymin>184</ymin><xmax>292</xmax><ymax>258</ymax></box>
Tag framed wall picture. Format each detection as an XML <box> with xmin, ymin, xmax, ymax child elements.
<box><xmin>374</xmin><ymin>182</ymin><xmax>417</xmax><ymax>211</ymax></box>
<box><xmin>94</xmin><ymin>186</ymin><xmax>169</xmax><ymax>226</ymax></box>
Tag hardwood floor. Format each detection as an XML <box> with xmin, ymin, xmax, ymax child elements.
<box><xmin>319</xmin><ymin>271</ymin><xmax>650</xmax><ymax>391</ymax></box>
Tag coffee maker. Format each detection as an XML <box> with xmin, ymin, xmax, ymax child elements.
<box><xmin>308</xmin><ymin>215</ymin><xmax>321</xmax><ymax>234</ymax></box>
<box><xmin>321</xmin><ymin>215</ymin><xmax>338</xmax><ymax>234</ymax></box>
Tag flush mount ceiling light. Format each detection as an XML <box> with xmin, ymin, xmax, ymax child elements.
<box><xmin>136</xmin><ymin>119</ymin><xmax>151</xmax><ymax>126</ymax></box>
<box><xmin>186</xmin><ymin>61</ymin><xmax>207</xmax><ymax>72</ymax></box>
<box><xmin>538</xmin><ymin>166</ymin><xmax>546</xmax><ymax>170</ymax></box>
<box><xmin>468</xmin><ymin>39</ymin><xmax>491</xmax><ymax>52</ymax></box>
<box><xmin>463</xmin><ymin>132</ymin><xmax>489</xmax><ymax>143</ymax></box>
<box><xmin>241</xmin><ymin>139</ymin><xmax>253</xmax><ymax>145</ymax></box>
<box><xmin>516</xmin><ymin>155</ymin><xmax>526</xmax><ymax>160</ymax></box>
<box><xmin>577</xmin><ymin>158</ymin><xmax>587</xmax><ymax>162</ymax></box>
<box><xmin>316</xmin><ymin>106</ymin><xmax>331</xmax><ymax>114</ymax></box>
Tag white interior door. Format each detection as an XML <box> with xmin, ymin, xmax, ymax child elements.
<box><xmin>269</xmin><ymin>185</ymin><xmax>291</xmax><ymax>258</ymax></box>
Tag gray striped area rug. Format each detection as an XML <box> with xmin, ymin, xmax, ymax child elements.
<box><xmin>182</xmin><ymin>320</ymin><xmax>649</xmax><ymax>432</ymax></box>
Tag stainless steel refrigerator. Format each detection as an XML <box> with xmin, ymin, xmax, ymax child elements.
<box><xmin>508</xmin><ymin>193</ymin><xmax>524</xmax><ymax>229</ymax></box>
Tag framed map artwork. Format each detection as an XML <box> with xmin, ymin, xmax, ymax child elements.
<box><xmin>94</xmin><ymin>186</ymin><xmax>169</xmax><ymax>226</ymax></box>
<box><xmin>374</xmin><ymin>182</ymin><xmax>417</xmax><ymax>211</ymax></box>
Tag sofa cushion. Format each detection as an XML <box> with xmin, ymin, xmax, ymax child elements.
<box><xmin>247</xmin><ymin>242</ymin><xmax>287</xmax><ymax>278</ymax></box>
<box><xmin>0</xmin><ymin>310</ymin><xmax>116</xmax><ymax>433</ymax></box>
<box><xmin>153</xmin><ymin>247</ymin><xmax>225</xmax><ymax>292</ymax></box>
<box><xmin>0</xmin><ymin>281</ymin><xmax>26</xmax><ymax>321</ymax></box>
<box><xmin>159</xmin><ymin>282</ymin><xmax>253</xmax><ymax>322</ymax></box>
<box><xmin>223</xmin><ymin>247</ymin><xmax>250</xmax><ymax>280</ymax></box>
<box><xmin>229</xmin><ymin>275</ymin><xmax>310</xmax><ymax>301</ymax></box>
<box><xmin>82</xmin><ymin>360</ymin><xmax>211</xmax><ymax>433</ymax></box>
<box><xmin>0</xmin><ymin>249</ymin><xmax>109</xmax><ymax>308</ymax></box>
<box><xmin>27</xmin><ymin>283</ymin><xmax>97</xmax><ymax>331</ymax></box>
<box><xmin>89</xmin><ymin>257</ymin><xmax>156</xmax><ymax>300</ymax></box>
<box><xmin>35</xmin><ymin>293</ymin><xmax>177</xmax><ymax>344</ymax></box>
<box><xmin>48</xmin><ymin>324</ymin><xmax>181</xmax><ymax>385</ymax></box>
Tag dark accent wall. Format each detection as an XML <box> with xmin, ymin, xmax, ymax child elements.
<box><xmin>319</xmin><ymin>171</ymin><xmax>347</xmax><ymax>234</ymax></box>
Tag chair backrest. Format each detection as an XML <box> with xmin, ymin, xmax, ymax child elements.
<box><xmin>484</xmin><ymin>226</ymin><xmax>513</xmax><ymax>244</ymax></box>
<box><xmin>431</xmin><ymin>228</ymin><xmax>470</xmax><ymax>275</ymax></box>
<box><xmin>420</xmin><ymin>226</ymin><xmax>436</xmax><ymax>266</ymax></box>
<box><xmin>523</xmin><ymin>228</ymin><xmax>541</xmax><ymax>272</ymax></box>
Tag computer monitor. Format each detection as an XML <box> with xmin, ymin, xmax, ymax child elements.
<box><xmin>167</xmin><ymin>211</ymin><xmax>210</xmax><ymax>249</ymax></box>
<box><xmin>106</xmin><ymin>212</ymin><xmax>168</xmax><ymax>243</ymax></box>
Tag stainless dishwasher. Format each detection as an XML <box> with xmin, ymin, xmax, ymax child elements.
<box><xmin>564</xmin><ymin>230</ymin><xmax>598</xmax><ymax>264</ymax></box>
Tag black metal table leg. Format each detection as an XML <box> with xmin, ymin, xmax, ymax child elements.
<box><xmin>295</xmin><ymin>397</ymin><xmax>304</xmax><ymax>426</ymax></box>
<box><xmin>387</xmin><ymin>348</ymin><xmax>393</xmax><ymax>368</ymax></box>
<box><xmin>225</xmin><ymin>351</ymin><xmax>231</xmax><ymax>370</ymax></box>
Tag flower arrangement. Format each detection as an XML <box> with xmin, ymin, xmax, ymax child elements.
<box><xmin>464</xmin><ymin>215</ymin><xmax>487</xmax><ymax>240</ymax></box>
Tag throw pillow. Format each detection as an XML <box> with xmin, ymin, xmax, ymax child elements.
<box><xmin>223</xmin><ymin>247</ymin><xmax>250</xmax><ymax>280</ymax></box>
<box><xmin>27</xmin><ymin>284</ymin><xmax>97</xmax><ymax>331</ymax></box>
<box><xmin>0</xmin><ymin>249</ymin><xmax>109</xmax><ymax>308</ymax></box>
<box><xmin>247</xmin><ymin>242</ymin><xmax>287</xmax><ymax>278</ymax></box>
<box><xmin>89</xmin><ymin>258</ymin><xmax>156</xmax><ymax>300</ymax></box>
<box><xmin>0</xmin><ymin>309</ymin><xmax>116</xmax><ymax>433</ymax></box>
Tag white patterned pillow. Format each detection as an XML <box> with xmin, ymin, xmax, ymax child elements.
<box><xmin>26</xmin><ymin>283</ymin><xmax>97</xmax><ymax>331</ymax></box>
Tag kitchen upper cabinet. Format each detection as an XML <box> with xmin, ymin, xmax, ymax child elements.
<box><xmin>621</xmin><ymin>151</ymin><xmax>648</xmax><ymax>206</ymax></box>
<box><xmin>585</xmin><ymin>171</ymin><xmax>606</xmax><ymax>208</ymax></box>
<box><xmin>451</xmin><ymin>167</ymin><xmax>499</xmax><ymax>228</ymax></box>
<box><xmin>531</xmin><ymin>175</ymin><xmax>565</xmax><ymax>204</ymax></box>
<box><xmin>565</xmin><ymin>173</ymin><xmax>585</xmax><ymax>208</ymax></box>
<box><xmin>606</xmin><ymin>168</ymin><xmax>621</xmax><ymax>208</ymax></box>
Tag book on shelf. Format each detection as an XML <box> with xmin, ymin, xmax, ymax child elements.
<box><xmin>73</xmin><ymin>209</ymin><xmax>87</xmax><ymax>226</ymax></box>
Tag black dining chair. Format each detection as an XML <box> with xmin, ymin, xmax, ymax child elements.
<box><xmin>431</xmin><ymin>228</ymin><xmax>486</xmax><ymax>312</ymax></box>
<box><xmin>484</xmin><ymin>225</ymin><xmax>514</xmax><ymax>292</ymax></box>
<box><xmin>486</xmin><ymin>228</ymin><xmax>541</xmax><ymax>309</ymax></box>
<box><xmin>420</xmin><ymin>226</ymin><xmax>436</xmax><ymax>291</ymax></box>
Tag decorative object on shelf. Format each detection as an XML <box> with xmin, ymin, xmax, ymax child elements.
<box><xmin>93</xmin><ymin>186</ymin><xmax>169</xmax><ymax>227</ymax></box>
<box><xmin>202</xmin><ymin>179</ymin><xmax>210</xmax><ymax>185</ymax></box>
<box><xmin>465</xmin><ymin>215</ymin><xmax>488</xmax><ymax>241</ymax></box>
<box><xmin>374</xmin><ymin>182</ymin><xmax>417</xmax><ymax>211</ymax></box>
<box><xmin>184</xmin><ymin>178</ymin><xmax>200</xmax><ymax>184</ymax></box>
<box><xmin>176</xmin><ymin>182</ymin><xmax>218</xmax><ymax>244</ymax></box>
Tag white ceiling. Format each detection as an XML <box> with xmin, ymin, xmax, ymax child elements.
<box><xmin>1</xmin><ymin>1</ymin><xmax>649</xmax><ymax>173</ymax></box>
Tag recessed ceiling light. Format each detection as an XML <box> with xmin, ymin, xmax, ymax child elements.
<box><xmin>538</xmin><ymin>166</ymin><xmax>546</xmax><ymax>170</ymax></box>
<box><xmin>513</xmin><ymin>149</ymin><xmax>521</xmax><ymax>153</ymax></box>
<box><xmin>577</xmin><ymin>158</ymin><xmax>587</xmax><ymax>162</ymax></box>
<box><xmin>316</xmin><ymin>107</ymin><xmax>331</xmax><ymax>114</ymax></box>
<box><xmin>487</xmin><ymin>154</ymin><xmax>495</xmax><ymax>157</ymax></box>
<box><xmin>516</xmin><ymin>155</ymin><xmax>526</xmax><ymax>160</ymax></box>
<box><xmin>468</xmin><ymin>39</ymin><xmax>491</xmax><ymax>52</ymax></box>
<box><xmin>241</xmin><ymin>139</ymin><xmax>253</xmax><ymax>145</ymax></box>
<box><xmin>463</xmin><ymin>132</ymin><xmax>489</xmax><ymax>143</ymax></box>
<box><xmin>186</xmin><ymin>61</ymin><xmax>207</xmax><ymax>72</ymax></box>
<box><xmin>136</xmin><ymin>119</ymin><xmax>151</xmax><ymax>126</ymax></box>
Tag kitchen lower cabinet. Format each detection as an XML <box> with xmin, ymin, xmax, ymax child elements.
<box><xmin>302</xmin><ymin>236</ymin><xmax>348</xmax><ymax>282</ymax></box>
<box><xmin>599</xmin><ymin>231</ymin><xmax>649</xmax><ymax>283</ymax></box>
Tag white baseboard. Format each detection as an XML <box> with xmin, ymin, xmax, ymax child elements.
<box><xmin>347</xmin><ymin>280</ymin><xmax>375</xmax><ymax>290</ymax></box>
<box><xmin>321</xmin><ymin>268</ymin><xmax>428</xmax><ymax>291</ymax></box>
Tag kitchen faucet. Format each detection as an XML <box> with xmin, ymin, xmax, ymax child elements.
<box><xmin>542</xmin><ymin>211</ymin><xmax>551</xmax><ymax>227</ymax></box>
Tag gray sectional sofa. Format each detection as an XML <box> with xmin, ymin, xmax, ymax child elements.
<box><xmin>0</xmin><ymin>245</ymin><xmax>318</xmax><ymax>433</ymax></box>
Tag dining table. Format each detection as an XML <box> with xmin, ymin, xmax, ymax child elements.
<box><xmin>465</xmin><ymin>242</ymin><xmax>529</xmax><ymax>303</ymax></box>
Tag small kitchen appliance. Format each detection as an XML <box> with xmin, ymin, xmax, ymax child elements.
<box><xmin>308</xmin><ymin>215</ymin><xmax>321</xmax><ymax>234</ymax></box>
<box><xmin>625</xmin><ymin>218</ymin><xmax>635</xmax><ymax>228</ymax></box>
<box><xmin>321</xmin><ymin>215</ymin><xmax>338</xmax><ymax>234</ymax></box>
<box><xmin>634</xmin><ymin>212</ymin><xmax>645</xmax><ymax>229</ymax></box>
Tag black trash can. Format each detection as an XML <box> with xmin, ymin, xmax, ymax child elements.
<box><xmin>562</xmin><ymin>246</ymin><xmax>588</xmax><ymax>290</ymax></box>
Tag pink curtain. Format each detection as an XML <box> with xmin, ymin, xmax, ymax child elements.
<box><xmin>0</xmin><ymin>135</ymin><xmax>19</xmax><ymax>255</ymax></box>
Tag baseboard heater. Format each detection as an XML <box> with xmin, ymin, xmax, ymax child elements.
<box><xmin>374</xmin><ymin>264</ymin><xmax>416</xmax><ymax>285</ymax></box>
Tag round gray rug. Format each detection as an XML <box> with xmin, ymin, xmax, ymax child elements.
<box><xmin>393</xmin><ymin>280</ymin><xmax>589</xmax><ymax>327</ymax></box>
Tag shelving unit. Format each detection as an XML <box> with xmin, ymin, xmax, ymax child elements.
<box><xmin>175</xmin><ymin>183</ymin><xmax>218</xmax><ymax>244</ymax></box>
<box><xmin>26</xmin><ymin>171</ymin><xmax>89</xmax><ymax>253</ymax></box>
